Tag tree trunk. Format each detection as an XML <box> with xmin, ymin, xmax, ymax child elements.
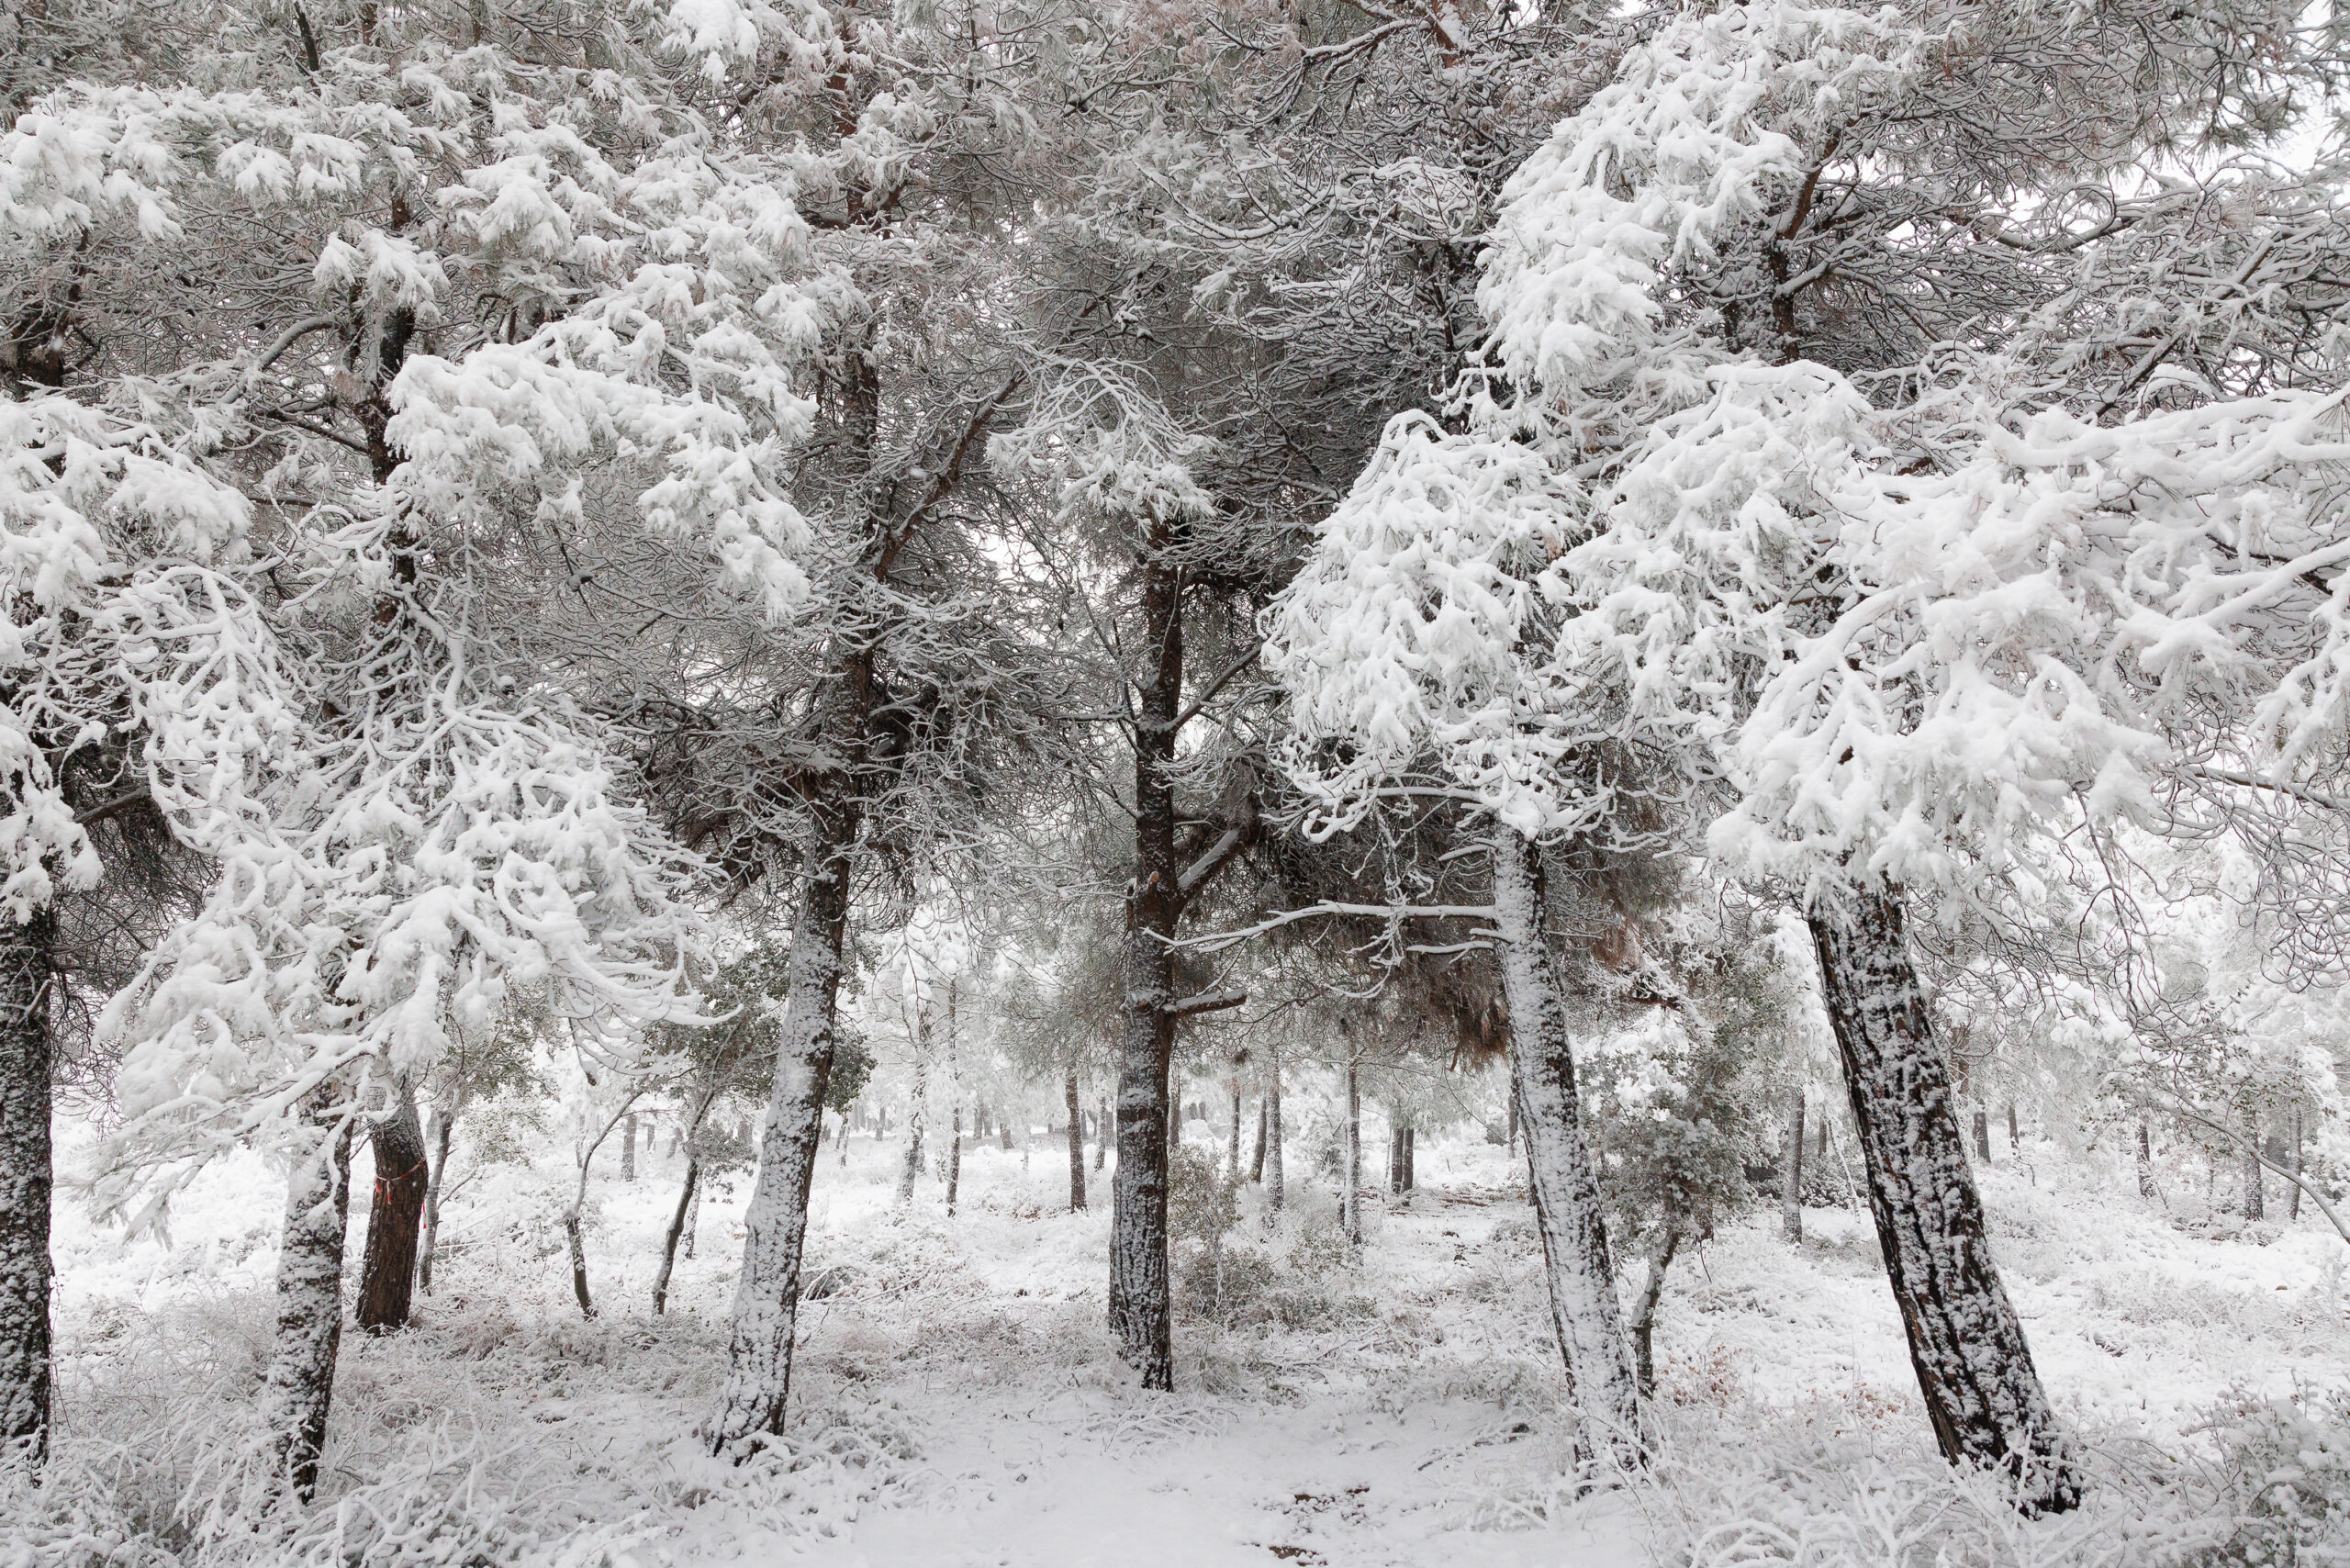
<box><xmin>355</xmin><ymin>1092</ymin><xmax>428</xmax><ymax>1333</ymax></box>
<box><xmin>1228</xmin><ymin>1072</ymin><xmax>1242</xmax><ymax>1177</ymax></box>
<box><xmin>947</xmin><ymin>1106</ymin><xmax>962</xmax><ymax>1217</ymax></box>
<box><xmin>706</xmin><ymin>796</ymin><xmax>855</xmax><ymax>1455</ymax></box>
<box><xmin>1110</xmin><ymin>532</ymin><xmax>1184</xmax><ymax>1393</ymax></box>
<box><xmin>263</xmin><ymin>1099</ymin><xmax>352</xmax><ymax>1502</ymax></box>
<box><xmin>2244</xmin><ymin>1108</ymin><xmax>2265</xmax><ymax>1222</ymax></box>
<box><xmin>1264</xmin><ymin>1056</ymin><xmax>1284</xmax><ymax>1218</ymax></box>
<box><xmin>682</xmin><ymin>1166</ymin><xmax>701</xmax><ymax>1258</ymax></box>
<box><xmin>563</xmin><ymin>1207</ymin><xmax>595</xmax><ymax>1318</ymax></box>
<box><xmin>1972</xmin><ymin>1109</ymin><xmax>1991</xmax><ymax>1164</ymax></box>
<box><xmin>2293</xmin><ymin>1105</ymin><xmax>2304</xmax><ymax>1222</ymax></box>
<box><xmin>0</xmin><ymin>909</ymin><xmax>53</xmax><ymax>1465</ymax></box>
<box><xmin>1782</xmin><ymin>1091</ymin><xmax>1805</xmax><ymax>1242</ymax></box>
<box><xmin>655</xmin><ymin>1159</ymin><xmax>699</xmax><ymax>1315</ymax></box>
<box><xmin>1065</xmin><ymin>1068</ymin><xmax>1086</xmax><ymax>1212</ymax></box>
<box><xmin>418</xmin><ymin>1102</ymin><xmax>455</xmax><ymax>1296</ymax></box>
<box><xmin>1807</xmin><ymin>884</ymin><xmax>2080</xmax><ymax>1514</ymax></box>
<box><xmin>1628</xmin><ymin>1227</ymin><xmax>1681</xmax><ymax>1402</ymax></box>
<box><xmin>1094</xmin><ymin>1095</ymin><xmax>1109</xmax><ymax>1171</ymax></box>
<box><xmin>2137</xmin><ymin>1120</ymin><xmax>2154</xmax><ymax>1198</ymax></box>
<box><xmin>622</xmin><ymin>1111</ymin><xmax>638</xmax><ymax>1182</ymax></box>
<box><xmin>1404</xmin><ymin>1127</ymin><xmax>1415</xmax><ymax>1193</ymax></box>
<box><xmin>1491</xmin><ymin>834</ymin><xmax>1640</xmax><ymax>1468</ymax></box>
<box><xmin>1343</xmin><ymin>1058</ymin><xmax>1362</xmax><ymax>1246</ymax></box>
<box><xmin>1249</xmin><ymin>1097</ymin><xmax>1267</xmax><ymax>1183</ymax></box>
<box><xmin>2006</xmin><ymin>1102</ymin><xmax>2019</xmax><ymax>1152</ymax></box>
<box><xmin>1505</xmin><ymin>1081</ymin><xmax>1519</xmax><ymax>1156</ymax></box>
<box><xmin>899</xmin><ymin>1003</ymin><xmax>930</xmax><ymax>1205</ymax></box>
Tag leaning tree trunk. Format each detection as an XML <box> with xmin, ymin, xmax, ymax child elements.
<box><xmin>1807</xmin><ymin>883</ymin><xmax>2081</xmax><ymax>1515</ymax></box>
<box><xmin>1783</xmin><ymin>1091</ymin><xmax>1806</xmax><ymax>1242</ymax></box>
<box><xmin>654</xmin><ymin>1158</ymin><xmax>699</xmax><ymax>1315</ymax></box>
<box><xmin>1265</xmin><ymin>1058</ymin><xmax>1286</xmax><ymax>1218</ymax></box>
<box><xmin>355</xmin><ymin>1093</ymin><xmax>428</xmax><ymax>1332</ymax></box>
<box><xmin>1110</xmin><ymin>532</ymin><xmax>1188</xmax><ymax>1392</ymax></box>
<box><xmin>263</xmin><ymin>1099</ymin><xmax>352</xmax><ymax>1502</ymax></box>
<box><xmin>1628</xmin><ymin>1226</ymin><xmax>1681</xmax><ymax>1402</ymax></box>
<box><xmin>418</xmin><ymin>1101</ymin><xmax>456</xmax><ymax>1296</ymax></box>
<box><xmin>0</xmin><ymin>909</ymin><xmax>54</xmax><ymax>1465</ymax></box>
<box><xmin>705</xmin><ymin>795</ymin><xmax>855</xmax><ymax>1456</ymax></box>
<box><xmin>1489</xmin><ymin>831</ymin><xmax>1642</xmax><ymax>1471</ymax></box>
<box><xmin>1065</xmin><ymin>1068</ymin><xmax>1086</xmax><ymax>1212</ymax></box>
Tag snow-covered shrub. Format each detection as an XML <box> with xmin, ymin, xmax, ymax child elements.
<box><xmin>2199</xmin><ymin>1386</ymin><xmax>2350</xmax><ymax>1566</ymax></box>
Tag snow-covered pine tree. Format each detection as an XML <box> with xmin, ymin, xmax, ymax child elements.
<box><xmin>1464</xmin><ymin>0</ymin><xmax>2350</xmax><ymax>1510</ymax></box>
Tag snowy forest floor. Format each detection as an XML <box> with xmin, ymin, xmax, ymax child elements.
<box><xmin>27</xmin><ymin>1119</ymin><xmax>2350</xmax><ymax>1565</ymax></box>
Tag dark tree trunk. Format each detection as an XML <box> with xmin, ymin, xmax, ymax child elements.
<box><xmin>2138</xmin><ymin>1120</ymin><xmax>2154</xmax><ymax>1198</ymax></box>
<box><xmin>1807</xmin><ymin>885</ymin><xmax>2080</xmax><ymax>1514</ymax></box>
<box><xmin>655</xmin><ymin>1159</ymin><xmax>699</xmax><ymax>1315</ymax></box>
<box><xmin>355</xmin><ymin>1094</ymin><xmax>428</xmax><ymax>1332</ymax></box>
<box><xmin>418</xmin><ymin>1102</ymin><xmax>455</xmax><ymax>1295</ymax></box>
<box><xmin>2006</xmin><ymin>1102</ymin><xmax>2019</xmax><ymax>1152</ymax></box>
<box><xmin>1110</xmin><ymin>532</ymin><xmax>1184</xmax><ymax>1393</ymax></box>
<box><xmin>1505</xmin><ymin>1081</ymin><xmax>1519</xmax><ymax>1156</ymax></box>
<box><xmin>1629</xmin><ymin>1227</ymin><xmax>1681</xmax><ymax>1402</ymax></box>
<box><xmin>1065</xmin><ymin>1069</ymin><xmax>1086</xmax><ymax>1212</ymax></box>
<box><xmin>0</xmin><ymin>910</ymin><xmax>54</xmax><ymax>1465</ymax></box>
<box><xmin>263</xmin><ymin>1099</ymin><xmax>352</xmax><ymax>1502</ymax></box>
<box><xmin>1404</xmin><ymin>1127</ymin><xmax>1415</xmax><ymax>1193</ymax></box>
<box><xmin>1095</xmin><ymin>1095</ymin><xmax>1109</xmax><ymax>1172</ymax></box>
<box><xmin>1972</xmin><ymin>1109</ymin><xmax>1991</xmax><ymax>1164</ymax></box>
<box><xmin>1782</xmin><ymin>1091</ymin><xmax>1805</xmax><ymax>1242</ymax></box>
<box><xmin>1228</xmin><ymin>1073</ymin><xmax>1242</xmax><ymax>1177</ymax></box>
<box><xmin>1249</xmin><ymin>1097</ymin><xmax>1267</xmax><ymax>1183</ymax></box>
<box><xmin>1263</xmin><ymin>1058</ymin><xmax>1283</xmax><ymax>1216</ymax></box>
<box><xmin>563</xmin><ymin>1209</ymin><xmax>595</xmax><ymax>1318</ymax></box>
<box><xmin>1343</xmin><ymin>1058</ymin><xmax>1362</xmax><ymax>1245</ymax></box>
<box><xmin>1387</xmin><ymin>1125</ymin><xmax>1404</xmax><ymax>1195</ymax></box>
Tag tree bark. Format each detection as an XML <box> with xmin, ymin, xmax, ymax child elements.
<box><xmin>1264</xmin><ymin>1056</ymin><xmax>1284</xmax><ymax>1218</ymax></box>
<box><xmin>0</xmin><ymin>909</ymin><xmax>53</xmax><ymax>1465</ymax></box>
<box><xmin>1807</xmin><ymin>884</ymin><xmax>2080</xmax><ymax>1514</ymax></box>
<box><xmin>655</xmin><ymin>1159</ymin><xmax>699</xmax><ymax>1315</ymax></box>
<box><xmin>622</xmin><ymin>1111</ymin><xmax>638</xmax><ymax>1182</ymax></box>
<box><xmin>2138</xmin><ymin>1120</ymin><xmax>2154</xmax><ymax>1198</ymax></box>
<box><xmin>2006</xmin><ymin>1102</ymin><xmax>2019</xmax><ymax>1152</ymax></box>
<box><xmin>355</xmin><ymin>1092</ymin><xmax>428</xmax><ymax>1332</ymax></box>
<box><xmin>1110</xmin><ymin>529</ymin><xmax>1184</xmax><ymax>1392</ymax></box>
<box><xmin>1490</xmin><ymin>830</ymin><xmax>1641</xmax><ymax>1470</ymax></box>
<box><xmin>1249</xmin><ymin>1096</ymin><xmax>1267</xmax><ymax>1183</ymax></box>
<box><xmin>706</xmin><ymin>798</ymin><xmax>854</xmax><ymax>1455</ymax></box>
<box><xmin>418</xmin><ymin>1101</ymin><xmax>455</xmax><ymax>1296</ymax></box>
<box><xmin>1228</xmin><ymin>1071</ymin><xmax>1242</xmax><ymax>1177</ymax></box>
<box><xmin>1404</xmin><ymin>1126</ymin><xmax>1415</xmax><ymax>1193</ymax></box>
<box><xmin>1343</xmin><ymin>1058</ymin><xmax>1362</xmax><ymax>1245</ymax></box>
<box><xmin>1972</xmin><ymin>1109</ymin><xmax>1992</xmax><ymax>1164</ymax></box>
<box><xmin>2293</xmin><ymin>1105</ymin><xmax>2304</xmax><ymax>1222</ymax></box>
<box><xmin>899</xmin><ymin>1002</ymin><xmax>930</xmax><ymax>1205</ymax></box>
<box><xmin>2244</xmin><ymin>1108</ymin><xmax>2265</xmax><ymax>1222</ymax></box>
<box><xmin>1629</xmin><ymin>1227</ymin><xmax>1681</xmax><ymax>1402</ymax></box>
<box><xmin>263</xmin><ymin>1099</ymin><xmax>352</xmax><ymax>1502</ymax></box>
<box><xmin>947</xmin><ymin>1106</ymin><xmax>962</xmax><ymax>1217</ymax></box>
<box><xmin>1782</xmin><ymin>1091</ymin><xmax>1806</xmax><ymax>1242</ymax></box>
<box><xmin>563</xmin><ymin>1208</ymin><xmax>595</xmax><ymax>1318</ymax></box>
<box><xmin>1065</xmin><ymin>1068</ymin><xmax>1086</xmax><ymax>1212</ymax></box>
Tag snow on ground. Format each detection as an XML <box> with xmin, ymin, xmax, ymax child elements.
<box><xmin>38</xmin><ymin>1116</ymin><xmax>2350</xmax><ymax>1564</ymax></box>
